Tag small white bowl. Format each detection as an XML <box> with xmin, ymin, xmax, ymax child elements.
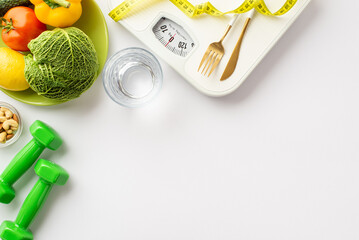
<box><xmin>0</xmin><ymin>102</ymin><xmax>23</xmax><ymax>148</ymax></box>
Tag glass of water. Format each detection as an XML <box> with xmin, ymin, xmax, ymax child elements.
<box><xmin>102</xmin><ymin>48</ymin><xmax>163</xmax><ymax>108</ymax></box>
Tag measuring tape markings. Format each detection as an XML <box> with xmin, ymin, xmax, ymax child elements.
<box><xmin>256</xmin><ymin>0</ymin><xmax>298</xmax><ymax>16</ymax></box>
<box><xmin>171</xmin><ymin>0</ymin><xmax>257</xmax><ymax>17</ymax></box>
<box><xmin>109</xmin><ymin>0</ymin><xmax>298</xmax><ymax>21</ymax></box>
<box><xmin>109</xmin><ymin>0</ymin><xmax>140</xmax><ymax>21</ymax></box>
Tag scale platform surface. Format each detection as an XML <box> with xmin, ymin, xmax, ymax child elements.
<box><xmin>108</xmin><ymin>0</ymin><xmax>311</xmax><ymax>97</ymax></box>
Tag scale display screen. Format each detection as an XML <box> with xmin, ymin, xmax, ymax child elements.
<box><xmin>152</xmin><ymin>17</ymin><xmax>195</xmax><ymax>58</ymax></box>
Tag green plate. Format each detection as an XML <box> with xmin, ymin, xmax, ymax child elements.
<box><xmin>0</xmin><ymin>0</ymin><xmax>109</xmax><ymax>106</ymax></box>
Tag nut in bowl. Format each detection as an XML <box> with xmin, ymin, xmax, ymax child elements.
<box><xmin>0</xmin><ymin>102</ymin><xmax>22</xmax><ymax>148</ymax></box>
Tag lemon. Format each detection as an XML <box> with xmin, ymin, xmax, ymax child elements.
<box><xmin>0</xmin><ymin>47</ymin><xmax>29</xmax><ymax>91</ymax></box>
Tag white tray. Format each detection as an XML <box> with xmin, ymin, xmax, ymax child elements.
<box><xmin>108</xmin><ymin>0</ymin><xmax>311</xmax><ymax>97</ymax></box>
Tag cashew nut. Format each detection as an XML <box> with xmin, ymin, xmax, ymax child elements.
<box><xmin>5</xmin><ymin>110</ymin><xmax>13</xmax><ymax>119</ymax></box>
<box><xmin>2</xmin><ymin>119</ymin><xmax>18</xmax><ymax>131</ymax></box>
<box><xmin>0</xmin><ymin>107</ymin><xmax>9</xmax><ymax>114</ymax></box>
<box><xmin>0</xmin><ymin>117</ymin><xmax>7</xmax><ymax>123</ymax></box>
<box><xmin>0</xmin><ymin>132</ymin><xmax>6</xmax><ymax>143</ymax></box>
<box><xmin>0</xmin><ymin>107</ymin><xmax>13</xmax><ymax>119</ymax></box>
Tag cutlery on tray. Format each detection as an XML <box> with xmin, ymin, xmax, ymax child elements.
<box><xmin>220</xmin><ymin>9</ymin><xmax>255</xmax><ymax>81</ymax></box>
<box><xmin>198</xmin><ymin>14</ymin><xmax>239</xmax><ymax>77</ymax></box>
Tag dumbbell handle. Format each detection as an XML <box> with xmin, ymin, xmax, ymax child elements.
<box><xmin>0</xmin><ymin>139</ymin><xmax>45</xmax><ymax>185</ymax></box>
<box><xmin>15</xmin><ymin>179</ymin><xmax>52</xmax><ymax>229</ymax></box>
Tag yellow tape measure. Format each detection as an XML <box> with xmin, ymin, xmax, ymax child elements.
<box><xmin>109</xmin><ymin>0</ymin><xmax>297</xmax><ymax>22</ymax></box>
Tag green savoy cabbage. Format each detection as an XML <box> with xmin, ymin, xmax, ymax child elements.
<box><xmin>25</xmin><ymin>27</ymin><xmax>99</xmax><ymax>101</ymax></box>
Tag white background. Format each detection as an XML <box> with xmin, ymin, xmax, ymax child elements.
<box><xmin>1</xmin><ymin>0</ymin><xmax>359</xmax><ymax>239</ymax></box>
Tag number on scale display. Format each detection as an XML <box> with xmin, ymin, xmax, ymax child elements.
<box><xmin>152</xmin><ymin>17</ymin><xmax>195</xmax><ymax>58</ymax></box>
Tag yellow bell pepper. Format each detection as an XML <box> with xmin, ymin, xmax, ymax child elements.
<box><xmin>30</xmin><ymin>0</ymin><xmax>82</xmax><ymax>28</ymax></box>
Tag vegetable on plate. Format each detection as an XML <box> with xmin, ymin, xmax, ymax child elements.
<box><xmin>25</xmin><ymin>27</ymin><xmax>99</xmax><ymax>101</ymax></box>
<box><xmin>0</xmin><ymin>0</ymin><xmax>32</xmax><ymax>17</ymax></box>
<box><xmin>1</xmin><ymin>7</ymin><xmax>47</xmax><ymax>52</ymax></box>
<box><xmin>30</xmin><ymin>0</ymin><xmax>82</xmax><ymax>28</ymax></box>
<box><xmin>0</xmin><ymin>47</ymin><xmax>30</xmax><ymax>91</ymax></box>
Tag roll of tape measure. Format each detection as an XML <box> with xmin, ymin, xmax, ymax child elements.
<box><xmin>109</xmin><ymin>0</ymin><xmax>298</xmax><ymax>22</ymax></box>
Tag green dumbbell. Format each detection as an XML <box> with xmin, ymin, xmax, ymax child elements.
<box><xmin>0</xmin><ymin>159</ymin><xmax>69</xmax><ymax>240</ymax></box>
<box><xmin>0</xmin><ymin>120</ymin><xmax>62</xmax><ymax>204</ymax></box>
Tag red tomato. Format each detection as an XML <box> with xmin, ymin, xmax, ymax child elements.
<box><xmin>1</xmin><ymin>7</ymin><xmax>47</xmax><ymax>52</ymax></box>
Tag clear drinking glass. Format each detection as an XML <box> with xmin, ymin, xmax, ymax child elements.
<box><xmin>102</xmin><ymin>48</ymin><xmax>163</xmax><ymax>108</ymax></box>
